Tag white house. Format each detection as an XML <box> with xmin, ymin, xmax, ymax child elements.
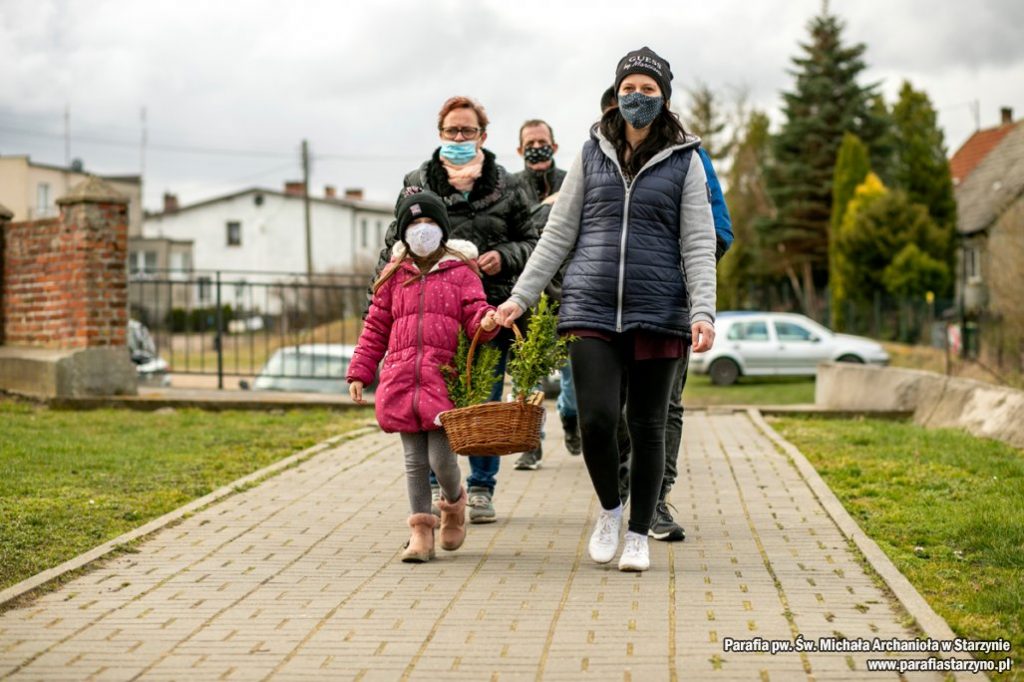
<box><xmin>135</xmin><ymin>183</ymin><xmax>394</xmax><ymax>322</ymax></box>
<box><xmin>143</xmin><ymin>183</ymin><xmax>393</xmax><ymax>278</ymax></box>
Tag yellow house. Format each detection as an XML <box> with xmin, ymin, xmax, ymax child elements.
<box><xmin>0</xmin><ymin>155</ymin><xmax>143</xmax><ymax>236</ymax></box>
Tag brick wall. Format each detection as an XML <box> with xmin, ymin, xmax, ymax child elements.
<box><xmin>0</xmin><ymin>179</ymin><xmax>128</xmax><ymax>349</ymax></box>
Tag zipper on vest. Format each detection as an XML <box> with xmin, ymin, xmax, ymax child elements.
<box><xmin>616</xmin><ymin>165</ymin><xmax>655</xmax><ymax>332</ymax></box>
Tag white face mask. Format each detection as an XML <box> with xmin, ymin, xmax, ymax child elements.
<box><xmin>405</xmin><ymin>222</ymin><xmax>444</xmax><ymax>257</ymax></box>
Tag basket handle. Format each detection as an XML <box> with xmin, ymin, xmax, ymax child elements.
<box><xmin>466</xmin><ymin>320</ymin><xmax>523</xmax><ymax>395</ymax></box>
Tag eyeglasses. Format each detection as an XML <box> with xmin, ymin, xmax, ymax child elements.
<box><xmin>440</xmin><ymin>126</ymin><xmax>482</xmax><ymax>140</ymax></box>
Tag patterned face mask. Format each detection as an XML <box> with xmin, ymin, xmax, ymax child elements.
<box><xmin>618</xmin><ymin>92</ymin><xmax>663</xmax><ymax>129</ymax></box>
<box><xmin>523</xmin><ymin>145</ymin><xmax>554</xmax><ymax>165</ymax></box>
<box><xmin>405</xmin><ymin>222</ymin><xmax>444</xmax><ymax>257</ymax></box>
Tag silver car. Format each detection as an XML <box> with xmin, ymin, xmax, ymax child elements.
<box><xmin>689</xmin><ymin>312</ymin><xmax>890</xmax><ymax>385</ymax></box>
<box><xmin>252</xmin><ymin>344</ymin><xmax>362</xmax><ymax>394</ymax></box>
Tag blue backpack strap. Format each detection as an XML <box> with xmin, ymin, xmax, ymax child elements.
<box><xmin>697</xmin><ymin>147</ymin><xmax>733</xmax><ymax>260</ymax></box>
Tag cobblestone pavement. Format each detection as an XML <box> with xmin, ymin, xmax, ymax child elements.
<box><xmin>0</xmin><ymin>409</ymin><xmax>950</xmax><ymax>680</ymax></box>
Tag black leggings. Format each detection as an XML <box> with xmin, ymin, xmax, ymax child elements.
<box><xmin>570</xmin><ymin>337</ymin><xmax>681</xmax><ymax>535</ymax></box>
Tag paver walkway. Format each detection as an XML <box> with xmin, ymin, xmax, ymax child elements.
<box><xmin>1</xmin><ymin>409</ymin><xmax>952</xmax><ymax>680</ymax></box>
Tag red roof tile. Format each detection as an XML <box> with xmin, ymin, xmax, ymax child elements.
<box><xmin>950</xmin><ymin>122</ymin><xmax>1019</xmax><ymax>184</ymax></box>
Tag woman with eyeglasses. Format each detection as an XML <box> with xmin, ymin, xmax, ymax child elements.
<box><xmin>371</xmin><ymin>96</ymin><xmax>537</xmax><ymax>527</ymax></box>
<box><xmin>495</xmin><ymin>48</ymin><xmax>718</xmax><ymax>572</ymax></box>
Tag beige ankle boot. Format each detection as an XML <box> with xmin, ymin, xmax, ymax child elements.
<box><xmin>401</xmin><ymin>513</ymin><xmax>437</xmax><ymax>563</ymax></box>
<box><xmin>437</xmin><ymin>487</ymin><xmax>467</xmax><ymax>551</ymax></box>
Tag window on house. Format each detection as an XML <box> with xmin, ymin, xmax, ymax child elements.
<box><xmin>197</xmin><ymin>276</ymin><xmax>212</xmax><ymax>303</ymax></box>
<box><xmin>360</xmin><ymin>218</ymin><xmax>368</xmax><ymax>248</ymax></box>
<box><xmin>377</xmin><ymin>220</ymin><xmax>384</xmax><ymax>247</ymax></box>
<box><xmin>227</xmin><ymin>221</ymin><xmax>242</xmax><ymax>246</ymax></box>
<box><xmin>129</xmin><ymin>250</ymin><xmax>158</xmax><ymax>275</ymax></box>
<box><xmin>36</xmin><ymin>183</ymin><xmax>51</xmax><ymax>216</ymax></box>
<box><xmin>965</xmin><ymin>247</ymin><xmax>982</xmax><ymax>282</ymax></box>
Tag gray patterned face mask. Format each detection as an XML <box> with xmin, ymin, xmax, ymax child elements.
<box><xmin>618</xmin><ymin>92</ymin><xmax>663</xmax><ymax>129</ymax></box>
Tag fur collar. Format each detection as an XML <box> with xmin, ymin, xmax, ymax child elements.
<box><xmin>390</xmin><ymin>238</ymin><xmax>479</xmax><ymax>273</ymax></box>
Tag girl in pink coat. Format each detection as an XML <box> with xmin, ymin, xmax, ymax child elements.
<box><xmin>347</xmin><ymin>189</ymin><xmax>499</xmax><ymax>563</ymax></box>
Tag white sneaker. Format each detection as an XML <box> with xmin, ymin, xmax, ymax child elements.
<box><xmin>618</xmin><ymin>531</ymin><xmax>650</xmax><ymax>572</ymax></box>
<box><xmin>588</xmin><ymin>507</ymin><xmax>622</xmax><ymax>563</ymax></box>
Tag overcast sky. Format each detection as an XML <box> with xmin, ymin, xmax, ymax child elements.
<box><xmin>2</xmin><ymin>0</ymin><xmax>1023</xmax><ymax>212</ymax></box>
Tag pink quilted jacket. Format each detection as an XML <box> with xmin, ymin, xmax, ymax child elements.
<box><xmin>347</xmin><ymin>239</ymin><xmax>498</xmax><ymax>433</ymax></box>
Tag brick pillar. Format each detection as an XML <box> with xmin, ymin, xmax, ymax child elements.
<box><xmin>54</xmin><ymin>177</ymin><xmax>130</xmax><ymax>348</ymax></box>
<box><xmin>0</xmin><ymin>202</ymin><xmax>10</xmax><ymax>345</ymax></box>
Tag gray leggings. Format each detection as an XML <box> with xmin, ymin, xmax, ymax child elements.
<box><xmin>401</xmin><ymin>430</ymin><xmax>462</xmax><ymax>515</ymax></box>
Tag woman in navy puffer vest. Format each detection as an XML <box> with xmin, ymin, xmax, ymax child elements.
<box><xmin>497</xmin><ymin>47</ymin><xmax>717</xmax><ymax>573</ymax></box>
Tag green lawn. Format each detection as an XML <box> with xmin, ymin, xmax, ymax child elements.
<box><xmin>771</xmin><ymin>416</ymin><xmax>1024</xmax><ymax>679</ymax></box>
<box><xmin>0</xmin><ymin>401</ymin><xmax>373</xmax><ymax>592</ymax></box>
<box><xmin>684</xmin><ymin>373</ymin><xmax>816</xmax><ymax>406</ymax></box>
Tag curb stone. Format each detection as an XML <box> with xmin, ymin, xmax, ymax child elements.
<box><xmin>747</xmin><ymin>408</ymin><xmax>976</xmax><ymax>677</ymax></box>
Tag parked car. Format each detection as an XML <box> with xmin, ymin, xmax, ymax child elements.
<box><xmin>689</xmin><ymin>311</ymin><xmax>890</xmax><ymax>386</ymax></box>
<box><xmin>128</xmin><ymin>319</ymin><xmax>170</xmax><ymax>387</ymax></box>
<box><xmin>250</xmin><ymin>344</ymin><xmax>373</xmax><ymax>394</ymax></box>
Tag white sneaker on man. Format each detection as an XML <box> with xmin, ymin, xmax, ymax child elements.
<box><xmin>588</xmin><ymin>507</ymin><xmax>622</xmax><ymax>563</ymax></box>
<box><xmin>618</xmin><ymin>531</ymin><xmax>650</xmax><ymax>572</ymax></box>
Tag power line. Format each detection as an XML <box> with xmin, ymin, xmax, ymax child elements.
<box><xmin>0</xmin><ymin>124</ymin><xmax>294</xmax><ymax>159</ymax></box>
<box><xmin>1</xmin><ymin>122</ymin><xmax>523</xmax><ymax>165</ymax></box>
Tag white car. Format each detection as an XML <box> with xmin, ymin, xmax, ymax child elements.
<box><xmin>689</xmin><ymin>312</ymin><xmax>889</xmax><ymax>385</ymax></box>
<box><xmin>252</xmin><ymin>344</ymin><xmax>364</xmax><ymax>394</ymax></box>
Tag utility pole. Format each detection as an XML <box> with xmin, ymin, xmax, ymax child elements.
<box><xmin>64</xmin><ymin>104</ymin><xmax>70</xmax><ymax>167</ymax></box>
<box><xmin>302</xmin><ymin>139</ymin><xmax>313</xmax><ymax>278</ymax></box>
<box><xmin>140</xmin><ymin>107</ymin><xmax>147</xmax><ymax>218</ymax></box>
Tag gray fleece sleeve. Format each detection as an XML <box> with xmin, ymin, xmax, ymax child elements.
<box><xmin>680</xmin><ymin>152</ymin><xmax>717</xmax><ymax>326</ymax></box>
<box><xmin>508</xmin><ymin>151</ymin><xmax>585</xmax><ymax>312</ymax></box>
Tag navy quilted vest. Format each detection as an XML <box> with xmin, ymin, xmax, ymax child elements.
<box><xmin>559</xmin><ymin>138</ymin><xmax>693</xmax><ymax>336</ymax></box>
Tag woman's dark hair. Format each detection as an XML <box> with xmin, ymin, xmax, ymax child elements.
<box><xmin>599</xmin><ymin>105</ymin><xmax>689</xmax><ymax>179</ymax></box>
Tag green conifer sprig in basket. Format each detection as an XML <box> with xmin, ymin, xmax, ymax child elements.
<box><xmin>441</xmin><ymin>330</ymin><xmax>501</xmax><ymax>409</ymax></box>
<box><xmin>438</xmin><ymin>294</ymin><xmax>572</xmax><ymax>456</ymax></box>
<box><xmin>507</xmin><ymin>293</ymin><xmax>572</xmax><ymax>402</ymax></box>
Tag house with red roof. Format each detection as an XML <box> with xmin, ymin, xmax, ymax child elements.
<box><xmin>951</xmin><ymin>107</ymin><xmax>1023</xmax><ymax>369</ymax></box>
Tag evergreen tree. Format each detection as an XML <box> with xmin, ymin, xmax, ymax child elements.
<box><xmin>761</xmin><ymin>3</ymin><xmax>887</xmax><ymax>317</ymax></box>
<box><xmin>889</xmin><ymin>80</ymin><xmax>957</xmax><ymax>288</ymax></box>
<box><xmin>836</xmin><ymin>174</ymin><xmax>950</xmax><ymax>313</ymax></box>
<box><xmin>829</xmin><ymin>132</ymin><xmax>871</xmax><ymax>328</ymax></box>
<box><xmin>684</xmin><ymin>80</ymin><xmax>733</xmax><ymax>161</ymax></box>
<box><xmin>719</xmin><ymin>110</ymin><xmax>773</xmax><ymax>310</ymax></box>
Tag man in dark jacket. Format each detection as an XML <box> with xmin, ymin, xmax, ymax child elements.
<box><xmin>509</xmin><ymin>119</ymin><xmax>580</xmax><ymax>470</ymax></box>
<box><xmin>370</xmin><ymin>97</ymin><xmax>537</xmax><ymax>524</ymax></box>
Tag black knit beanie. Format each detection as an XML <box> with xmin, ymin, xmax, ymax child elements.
<box><xmin>396</xmin><ymin>188</ymin><xmax>450</xmax><ymax>241</ymax></box>
<box><xmin>614</xmin><ymin>47</ymin><xmax>673</xmax><ymax>101</ymax></box>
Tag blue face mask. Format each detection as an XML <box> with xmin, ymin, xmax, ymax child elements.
<box><xmin>618</xmin><ymin>92</ymin><xmax>664</xmax><ymax>129</ymax></box>
<box><xmin>439</xmin><ymin>140</ymin><xmax>478</xmax><ymax>165</ymax></box>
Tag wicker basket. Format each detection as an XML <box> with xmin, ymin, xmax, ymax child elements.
<box><xmin>438</xmin><ymin>324</ymin><xmax>544</xmax><ymax>456</ymax></box>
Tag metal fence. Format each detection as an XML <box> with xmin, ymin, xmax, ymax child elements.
<box><xmin>128</xmin><ymin>269</ymin><xmax>370</xmax><ymax>387</ymax></box>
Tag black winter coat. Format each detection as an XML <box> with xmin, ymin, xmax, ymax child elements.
<box><xmin>371</xmin><ymin>149</ymin><xmax>537</xmax><ymax>308</ymax></box>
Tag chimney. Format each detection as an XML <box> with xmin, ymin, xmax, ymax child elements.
<box><xmin>324</xmin><ymin>185</ymin><xmax>337</xmax><ymax>199</ymax></box>
<box><xmin>1001</xmin><ymin>107</ymin><xmax>1014</xmax><ymax>126</ymax></box>
<box><xmin>344</xmin><ymin>188</ymin><xmax>364</xmax><ymax>201</ymax></box>
<box><xmin>163</xmin><ymin>192</ymin><xmax>179</xmax><ymax>214</ymax></box>
<box><xmin>284</xmin><ymin>181</ymin><xmax>306</xmax><ymax>196</ymax></box>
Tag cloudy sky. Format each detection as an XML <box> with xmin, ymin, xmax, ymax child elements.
<box><xmin>2</xmin><ymin>0</ymin><xmax>1022</xmax><ymax>211</ymax></box>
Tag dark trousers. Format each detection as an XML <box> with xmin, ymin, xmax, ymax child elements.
<box><xmin>618</xmin><ymin>348</ymin><xmax>690</xmax><ymax>504</ymax></box>
<box><xmin>571</xmin><ymin>337</ymin><xmax>680</xmax><ymax>535</ymax></box>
